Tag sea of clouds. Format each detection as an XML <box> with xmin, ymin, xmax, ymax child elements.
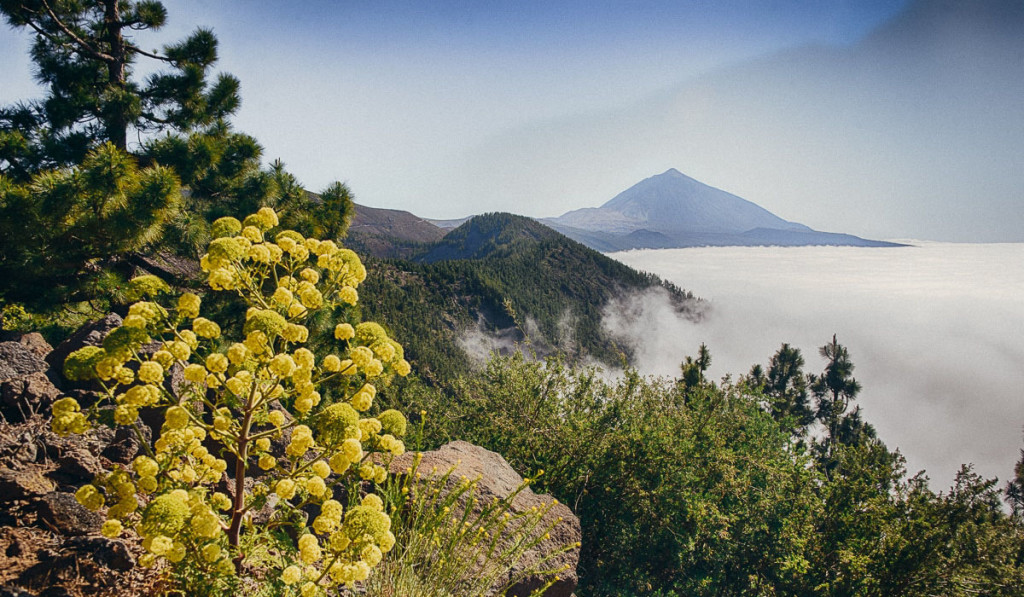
<box><xmin>606</xmin><ymin>242</ymin><xmax>1024</xmax><ymax>490</ymax></box>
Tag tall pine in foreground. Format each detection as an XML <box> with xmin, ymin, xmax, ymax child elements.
<box><xmin>0</xmin><ymin>142</ymin><xmax>180</xmax><ymax>306</ymax></box>
<box><xmin>0</xmin><ymin>0</ymin><xmax>241</xmax><ymax>310</ymax></box>
<box><xmin>0</xmin><ymin>0</ymin><xmax>355</xmax><ymax>314</ymax></box>
<box><xmin>0</xmin><ymin>0</ymin><xmax>240</xmax><ymax>176</ymax></box>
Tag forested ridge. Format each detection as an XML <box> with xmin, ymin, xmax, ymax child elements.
<box><xmin>1</xmin><ymin>1</ymin><xmax>1023</xmax><ymax>596</ymax></box>
<box><xmin>355</xmin><ymin>212</ymin><xmax>698</xmax><ymax>382</ymax></box>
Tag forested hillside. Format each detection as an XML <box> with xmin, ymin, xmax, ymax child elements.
<box><xmin>355</xmin><ymin>212</ymin><xmax>698</xmax><ymax>383</ymax></box>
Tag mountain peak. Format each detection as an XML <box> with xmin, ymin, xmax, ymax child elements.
<box><xmin>545</xmin><ymin>170</ymin><xmax>901</xmax><ymax>249</ymax></box>
<box><xmin>592</xmin><ymin>169</ymin><xmax>804</xmax><ymax>234</ymax></box>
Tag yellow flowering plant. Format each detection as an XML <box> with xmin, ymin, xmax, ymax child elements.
<box><xmin>53</xmin><ymin>207</ymin><xmax>412</xmax><ymax>595</ymax></box>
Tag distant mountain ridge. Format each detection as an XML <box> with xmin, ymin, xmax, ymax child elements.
<box><xmin>345</xmin><ymin>169</ymin><xmax>902</xmax><ymax>257</ymax></box>
<box><xmin>543</xmin><ymin>169</ymin><xmax>903</xmax><ymax>250</ymax></box>
<box><xmin>344</xmin><ymin>202</ymin><xmax>446</xmax><ymax>259</ymax></box>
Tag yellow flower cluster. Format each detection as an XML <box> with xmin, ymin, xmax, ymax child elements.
<box><xmin>285</xmin><ymin>493</ymin><xmax>396</xmax><ymax>589</ymax></box>
<box><xmin>54</xmin><ymin>208</ymin><xmax>415</xmax><ymax>595</ymax></box>
<box><xmin>51</xmin><ymin>397</ymin><xmax>89</xmax><ymax>436</ymax></box>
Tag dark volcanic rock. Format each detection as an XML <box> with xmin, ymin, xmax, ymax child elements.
<box><xmin>63</xmin><ymin>536</ymin><xmax>135</xmax><ymax>571</ymax></box>
<box><xmin>35</xmin><ymin>492</ymin><xmax>103</xmax><ymax>536</ymax></box>
<box><xmin>101</xmin><ymin>423</ymin><xmax>151</xmax><ymax>464</ymax></box>
<box><xmin>0</xmin><ymin>468</ymin><xmax>55</xmax><ymax>502</ymax></box>
<box><xmin>1</xmin><ymin>372</ymin><xmax>61</xmax><ymax>422</ymax></box>
<box><xmin>46</xmin><ymin>314</ymin><xmax>122</xmax><ymax>376</ymax></box>
<box><xmin>52</xmin><ymin>445</ymin><xmax>105</xmax><ymax>484</ymax></box>
<box><xmin>129</xmin><ymin>251</ymin><xmax>201</xmax><ymax>285</ymax></box>
<box><xmin>0</xmin><ymin>343</ymin><xmax>53</xmax><ymax>421</ymax></box>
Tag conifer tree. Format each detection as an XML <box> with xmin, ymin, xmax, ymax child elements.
<box><xmin>679</xmin><ymin>342</ymin><xmax>712</xmax><ymax>390</ymax></box>
<box><xmin>0</xmin><ymin>0</ymin><xmax>357</xmax><ymax>311</ymax></box>
<box><xmin>764</xmin><ymin>343</ymin><xmax>815</xmax><ymax>435</ymax></box>
<box><xmin>0</xmin><ymin>142</ymin><xmax>180</xmax><ymax>306</ymax></box>
<box><xmin>0</xmin><ymin>0</ymin><xmax>240</xmax><ymax>177</ymax></box>
<box><xmin>810</xmin><ymin>335</ymin><xmax>864</xmax><ymax>464</ymax></box>
<box><xmin>1007</xmin><ymin>448</ymin><xmax>1024</xmax><ymax>517</ymax></box>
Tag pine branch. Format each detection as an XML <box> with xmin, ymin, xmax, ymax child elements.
<box><xmin>36</xmin><ymin>0</ymin><xmax>115</xmax><ymax>64</ymax></box>
<box><xmin>20</xmin><ymin>16</ymin><xmax>85</xmax><ymax>58</ymax></box>
<box><xmin>139</xmin><ymin>111</ymin><xmax>172</xmax><ymax>125</ymax></box>
<box><xmin>124</xmin><ymin>42</ymin><xmax>173</xmax><ymax>63</ymax></box>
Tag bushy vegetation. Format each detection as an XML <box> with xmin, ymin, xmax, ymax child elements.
<box><xmin>406</xmin><ymin>349</ymin><xmax>1024</xmax><ymax>596</ymax></box>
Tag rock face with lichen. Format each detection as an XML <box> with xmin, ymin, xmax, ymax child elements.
<box><xmin>391</xmin><ymin>441</ymin><xmax>582</xmax><ymax>597</ymax></box>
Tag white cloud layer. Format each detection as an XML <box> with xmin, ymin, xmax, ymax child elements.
<box><xmin>608</xmin><ymin>243</ymin><xmax>1024</xmax><ymax>489</ymax></box>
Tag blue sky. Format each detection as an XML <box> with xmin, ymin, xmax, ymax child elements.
<box><xmin>9</xmin><ymin>0</ymin><xmax>1024</xmax><ymax>241</ymax></box>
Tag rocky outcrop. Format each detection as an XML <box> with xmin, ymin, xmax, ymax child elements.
<box><xmin>0</xmin><ymin>326</ymin><xmax>141</xmax><ymax>597</ymax></box>
<box><xmin>0</xmin><ymin>342</ymin><xmax>48</xmax><ymax>381</ymax></box>
<box><xmin>0</xmin><ymin>469</ymin><xmax>55</xmax><ymax>501</ymax></box>
<box><xmin>0</xmin><ymin>340</ymin><xmax>61</xmax><ymax>424</ymax></box>
<box><xmin>391</xmin><ymin>441</ymin><xmax>582</xmax><ymax>597</ymax></box>
<box><xmin>45</xmin><ymin>314</ymin><xmax>122</xmax><ymax>375</ymax></box>
<box><xmin>128</xmin><ymin>252</ymin><xmax>201</xmax><ymax>286</ymax></box>
<box><xmin>35</xmin><ymin>492</ymin><xmax>104</xmax><ymax>537</ymax></box>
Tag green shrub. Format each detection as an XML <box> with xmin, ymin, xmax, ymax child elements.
<box><xmin>414</xmin><ymin>354</ymin><xmax>818</xmax><ymax>596</ymax></box>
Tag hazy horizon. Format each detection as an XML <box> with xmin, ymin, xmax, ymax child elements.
<box><xmin>6</xmin><ymin>0</ymin><xmax>1023</xmax><ymax>242</ymax></box>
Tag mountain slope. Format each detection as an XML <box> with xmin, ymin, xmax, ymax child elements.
<box><xmin>345</xmin><ymin>203</ymin><xmax>446</xmax><ymax>259</ymax></box>
<box><xmin>415</xmin><ymin>212</ymin><xmax>561</xmax><ymax>263</ymax></box>
<box><xmin>545</xmin><ymin>169</ymin><xmax>901</xmax><ymax>250</ymax></box>
<box><xmin>357</xmin><ymin>213</ymin><xmax>700</xmax><ymax>383</ymax></box>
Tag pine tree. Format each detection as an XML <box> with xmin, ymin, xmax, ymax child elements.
<box><xmin>1007</xmin><ymin>448</ymin><xmax>1024</xmax><ymax>517</ymax></box>
<box><xmin>680</xmin><ymin>342</ymin><xmax>712</xmax><ymax>390</ymax></box>
<box><xmin>0</xmin><ymin>0</ymin><xmax>240</xmax><ymax>177</ymax></box>
<box><xmin>764</xmin><ymin>343</ymin><xmax>815</xmax><ymax>435</ymax></box>
<box><xmin>0</xmin><ymin>142</ymin><xmax>180</xmax><ymax>307</ymax></box>
<box><xmin>810</xmin><ymin>335</ymin><xmax>864</xmax><ymax>463</ymax></box>
<box><xmin>0</xmin><ymin>0</ymin><xmax>357</xmax><ymax>311</ymax></box>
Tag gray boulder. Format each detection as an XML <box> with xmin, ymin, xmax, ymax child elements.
<box><xmin>391</xmin><ymin>441</ymin><xmax>581</xmax><ymax>597</ymax></box>
<box><xmin>0</xmin><ymin>342</ymin><xmax>48</xmax><ymax>382</ymax></box>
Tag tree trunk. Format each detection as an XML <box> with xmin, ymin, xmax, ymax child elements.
<box><xmin>103</xmin><ymin>0</ymin><xmax>128</xmax><ymax>151</ymax></box>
